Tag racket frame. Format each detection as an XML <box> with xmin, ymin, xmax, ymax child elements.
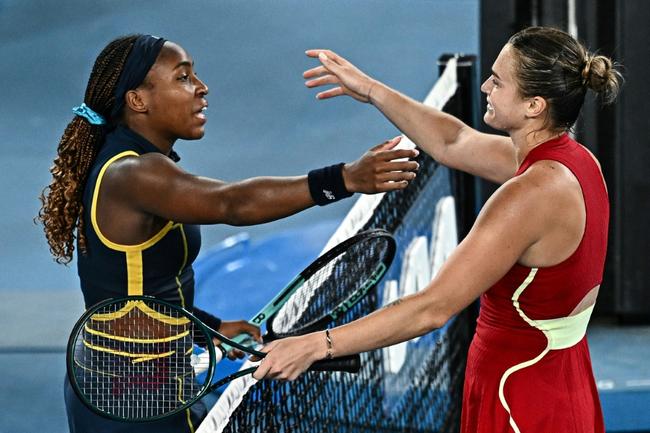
<box><xmin>226</xmin><ymin>228</ymin><xmax>396</xmax><ymax>348</ymax></box>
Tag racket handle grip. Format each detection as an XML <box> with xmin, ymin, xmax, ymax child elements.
<box><xmin>309</xmin><ymin>354</ymin><xmax>361</xmax><ymax>373</ymax></box>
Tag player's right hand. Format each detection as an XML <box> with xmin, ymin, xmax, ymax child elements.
<box><xmin>304</xmin><ymin>49</ymin><xmax>379</xmax><ymax>103</ymax></box>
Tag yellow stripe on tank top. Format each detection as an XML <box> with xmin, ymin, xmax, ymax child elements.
<box><xmin>90</xmin><ymin>300</ymin><xmax>190</xmax><ymax>326</ymax></box>
<box><xmin>91</xmin><ymin>153</ymin><xmax>197</xmax><ymax>433</ymax></box>
<box><xmin>186</xmin><ymin>409</ymin><xmax>195</xmax><ymax>433</ymax></box>
<box><xmin>126</xmin><ymin>250</ymin><xmax>143</xmax><ymax>295</ymax></box>
<box><xmin>82</xmin><ymin>339</ymin><xmax>175</xmax><ymax>363</ymax></box>
<box><xmin>90</xmin><ymin>151</ymin><xmax>175</xmax><ymax>253</ymax></box>
<box><xmin>90</xmin><ymin>151</ymin><xmax>181</xmax><ymax>296</ymax></box>
<box><xmin>84</xmin><ymin>323</ymin><xmax>190</xmax><ymax>343</ymax></box>
<box><xmin>173</xmin><ymin>223</ymin><xmax>194</xmax><ymax>433</ymax></box>
<box><xmin>173</xmin><ymin>223</ymin><xmax>190</xmax><ymax>307</ymax></box>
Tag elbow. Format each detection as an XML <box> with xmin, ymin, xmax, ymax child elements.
<box><xmin>423</xmin><ymin>310</ymin><xmax>452</xmax><ymax>332</ymax></box>
<box><xmin>214</xmin><ymin>180</ymin><xmax>276</xmax><ymax>226</ymax></box>
<box><xmin>208</xmin><ymin>194</ymin><xmax>250</xmax><ymax>226</ymax></box>
<box><xmin>220</xmin><ymin>203</ymin><xmax>252</xmax><ymax>226</ymax></box>
<box><xmin>415</xmin><ymin>294</ymin><xmax>453</xmax><ymax>334</ymax></box>
<box><xmin>434</xmin><ymin>311</ymin><xmax>453</xmax><ymax>329</ymax></box>
<box><xmin>212</xmin><ymin>184</ymin><xmax>261</xmax><ymax>226</ymax></box>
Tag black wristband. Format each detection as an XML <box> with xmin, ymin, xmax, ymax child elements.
<box><xmin>193</xmin><ymin>307</ymin><xmax>222</xmax><ymax>332</ymax></box>
<box><xmin>307</xmin><ymin>163</ymin><xmax>353</xmax><ymax>206</ymax></box>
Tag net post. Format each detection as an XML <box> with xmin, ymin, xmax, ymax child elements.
<box><xmin>438</xmin><ymin>54</ymin><xmax>479</xmax><ymax>241</ymax></box>
<box><xmin>438</xmin><ymin>53</ymin><xmax>481</xmax><ymax>341</ymax></box>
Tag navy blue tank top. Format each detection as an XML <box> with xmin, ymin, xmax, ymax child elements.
<box><xmin>77</xmin><ymin>125</ymin><xmax>201</xmax><ymax>310</ymax></box>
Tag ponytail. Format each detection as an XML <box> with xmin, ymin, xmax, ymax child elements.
<box><xmin>38</xmin><ymin>35</ymin><xmax>139</xmax><ymax>264</ymax></box>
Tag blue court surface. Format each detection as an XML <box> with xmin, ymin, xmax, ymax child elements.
<box><xmin>0</xmin><ymin>1</ymin><xmax>648</xmax><ymax>432</ymax></box>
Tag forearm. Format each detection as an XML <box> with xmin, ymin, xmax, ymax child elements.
<box><xmin>369</xmin><ymin>82</ymin><xmax>468</xmax><ymax>167</ymax></box>
<box><xmin>311</xmin><ymin>291</ymin><xmax>448</xmax><ymax>359</ymax></box>
<box><xmin>218</xmin><ymin>176</ymin><xmax>314</xmax><ymax>226</ymax></box>
<box><xmin>133</xmin><ymin>142</ymin><xmax>416</xmax><ymax>225</ymax></box>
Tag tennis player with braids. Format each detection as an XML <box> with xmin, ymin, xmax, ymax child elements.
<box><xmin>38</xmin><ymin>34</ymin><xmax>418</xmax><ymax>433</ymax></box>
<box><xmin>254</xmin><ymin>27</ymin><xmax>623</xmax><ymax>432</ymax></box>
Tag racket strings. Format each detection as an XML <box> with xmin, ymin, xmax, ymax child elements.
<box><xmin>71</xmin><ymin>300</ymin><xmax>210</xmax><ymax>419</ymax></box>
<box><xmin>270</xmin><ymin>236</ymin><xmax>392</xmax><ymax>337</ymax></box>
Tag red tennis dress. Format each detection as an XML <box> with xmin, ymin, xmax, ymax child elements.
<box><xmin>461</xmin><ymin>134</ymin><xmax>608</xmax><ymax>433</ymax></box>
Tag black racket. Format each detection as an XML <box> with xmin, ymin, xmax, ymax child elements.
<box><xmin>266</xmin><ymin>229</ymin><xmax>396</xmax><ymax>340</ymax></box>
<box><xmin>66</xmin><ymin>296</ymin><xmax>359</xmax><ymax>422</ymax></box>
<box><xmin>223</xmin><ymin>228</ymin><xmax>396</xmax><ymax>347</ymax></box>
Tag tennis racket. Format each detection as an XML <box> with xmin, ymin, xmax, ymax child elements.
<box><xmin>190</xmin><ymin>228</ymin><xmax>395</xmax><ymax>378</ymax></box>
<box><xmin>222</xmin><ymin>228</ymin><xmax>396</xmax><ymax>348</ymax></box>
<box><xmin>67</xmin><ymin>296</ymin><xmax>359</xmax><ymax>422</ymax></box>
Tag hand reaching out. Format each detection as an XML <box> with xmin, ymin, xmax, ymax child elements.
<box><xmin>304</xmin><ymin>49</ymin><xmax>379</xmax><ymax>103</ymax></box>
<box><xmin>344</xmin><ymin>136</ymin><xmax>419</xmax><ymax>193</ymax></box>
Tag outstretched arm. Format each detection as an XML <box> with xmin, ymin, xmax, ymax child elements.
<box><xmin>252</xmin><ymin>167</ymin><xmax>565</xmax><ymax>380</ymax></box>
<box><xmin>304</xmin><ymin>50</ymin><xmax>517</xmax><ymax>184</ymax></box>
<box><xmin>103</xmin><ymin>136</ymin><xmax>418</xmax><ymax>226</ymax></box>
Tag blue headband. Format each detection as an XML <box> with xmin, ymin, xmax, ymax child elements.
<box><xmin>72</xmin><ymin>103</ymin><xmax>106</xmax><ymax>125</ymax></box>
<box><xmin>110</xmin><ymin>35</ymin><xmax>166</xmax><ymax>120</ymax></box>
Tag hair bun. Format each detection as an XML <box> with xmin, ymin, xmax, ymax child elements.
<box><xmin>582</xmin><ymin>54</ymin><xmax>623</xmax><ymax>104</ymax></box>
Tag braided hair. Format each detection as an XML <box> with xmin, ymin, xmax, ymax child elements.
<box><xmin>38</xmin><ymin>35</ymin><xmax>139</xmax><ymax>264</ymax></box>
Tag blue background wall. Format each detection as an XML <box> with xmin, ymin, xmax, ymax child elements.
<box><xmin>0</xmin><ymin>2</ymin><xmax>478</xmax><ymax>432</ymax></box>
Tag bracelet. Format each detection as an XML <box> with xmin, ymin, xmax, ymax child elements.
<box><xmin>324</xmin><ymin>329</ymin><xmax>333</xmax><ymax>360</ymax></box>
<box><xmin>307</xmin><ymin>163</ymin><xmax>353</xmax><ymax>206</ymax></box>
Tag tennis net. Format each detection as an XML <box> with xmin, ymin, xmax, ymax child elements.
<box><xmin>198</xmin><ymin>54</ymin><xmax>478</xmax><ymax>433</ymax></box>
